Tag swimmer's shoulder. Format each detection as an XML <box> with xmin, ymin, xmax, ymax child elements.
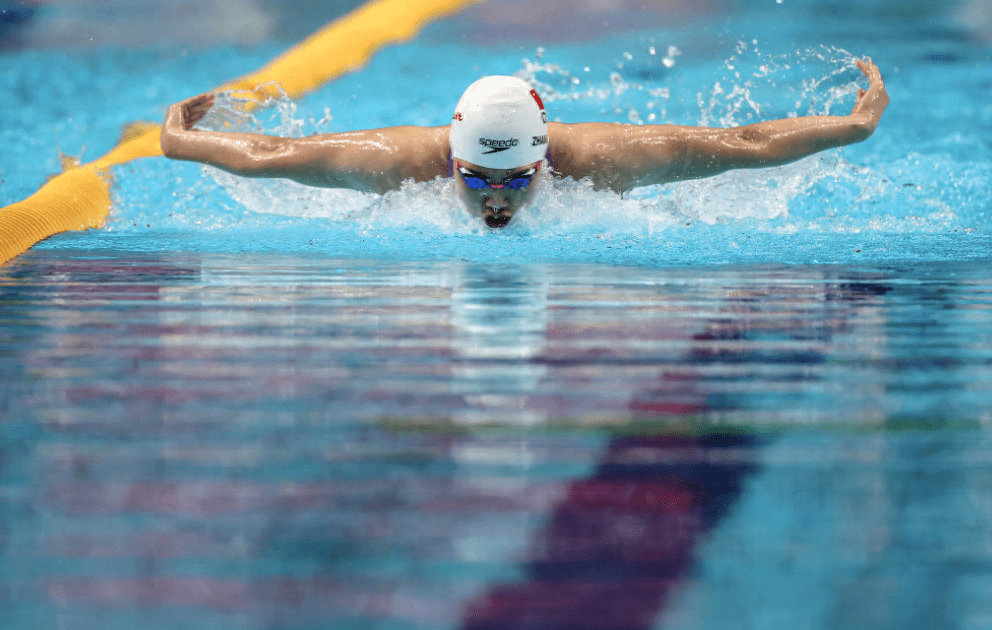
<box><xmin>380</xmin><ymin>125</ymin><xmax>450</xmax><ymax>178</ymax></box>
<box><xmin>296</xmin><ymin>125</ymin><xmax>450</xmax><ymax>190</ymax></box>
<box><xmin>337</xmin><ymin>125</ymin><xmax>451</xmax><ymax>184</ymax></box>
<box><xmin>546</xmin><ymin>121</ymin><xmax>620</xmax><ymax>180</ymax></box>
<box><xmin>548</xmin><ymin>122</ymin><xmax>650</xmax><ymax>191</ymax></box>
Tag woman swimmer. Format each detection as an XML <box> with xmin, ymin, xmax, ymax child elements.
<box><xmin>160</xmin><ymin>59</ymin><xmax>888</xmax><ymax>228</ymax></box>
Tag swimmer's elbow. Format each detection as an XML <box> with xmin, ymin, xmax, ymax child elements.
<box><xmin>235</xmin><ymin>138</ymin><xmax>295</xmax><ymax>176</ymax></box>
<box><xmin>224</xmin><ymin>138</ymin><xmax>304</xmax><ymax>179</ymax></box>
<box><xmin>732</xmin><ymin>128</ymin><xmax>779</xmax><ymax>165</ymax></box>
<box><xmin>678</xmin><ymin>131</ymin><xmax>772</xmax><ymax>178</ymax></box>
<box><xmin>726</xmin><ymin>127</ymin><xmax>821</xmax><ymax>169</ymax></box>
<box><xmin>679</xmin><ymin>128</ymin><xmax>775</xmax><ymax>176</ymax></box>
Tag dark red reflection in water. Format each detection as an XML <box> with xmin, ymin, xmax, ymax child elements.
<box><xmin>461</xmin><ymin>434</ymin><xmax>758</xmax><ymax>630</ymax></box>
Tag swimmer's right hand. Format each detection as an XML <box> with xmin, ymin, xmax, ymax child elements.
<box><xmin>171</xmin><ymin>93</ymin><xmax>216</xmax><ymax>131</ymax></box>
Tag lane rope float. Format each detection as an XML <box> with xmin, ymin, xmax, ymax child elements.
<box><xmin>0</xmin><ymin>0</ymin><xmax>481</xmax><ymax>266</ymax></box>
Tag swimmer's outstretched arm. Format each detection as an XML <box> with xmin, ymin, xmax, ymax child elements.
<box><xmin>160</xmin><ymin>93</ymin><xmax>450</xmax><ymax>194</ymax></box>
<box><xmin>555</xmin><ymin>58</ymin><xmax>889</xmax><ymax>192</ymax></box>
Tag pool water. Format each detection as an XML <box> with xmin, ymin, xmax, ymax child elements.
<box><xmin>4</xmin><ymin>253</ymin><xmax>992</xmax><ymax>629</ymax></box>
<box><xmin>2</xmin><ymin>0</ymin><xmax>992</xmax><ymax>628</ymax></box>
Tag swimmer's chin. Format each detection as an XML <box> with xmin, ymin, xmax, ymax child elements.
<box><xmin>484</xmin><ymin>215</ymin><xmax>512</xmax><ymax>229</ymax></box>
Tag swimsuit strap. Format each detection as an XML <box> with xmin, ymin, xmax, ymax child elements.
<box><xmin>448</xmin><ymin>148</ymin><xmax>553</xmax><ymax>178</ymax></box>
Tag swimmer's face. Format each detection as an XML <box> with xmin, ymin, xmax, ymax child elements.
<box><xmin>454</xmin><ymin>159</ymin><xmax>542</xmax><ymax>229</ymax></box>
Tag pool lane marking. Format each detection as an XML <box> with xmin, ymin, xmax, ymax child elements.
<box><xmin>0</xmin><ymin>0</ymin><xmax>482</xmax><ymax>266</ymax></box>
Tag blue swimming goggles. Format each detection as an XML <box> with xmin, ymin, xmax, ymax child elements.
<box><xmin>457</xmin><ymin>164</ymin><xmax>539</xmax><ymax>190</ymax></box>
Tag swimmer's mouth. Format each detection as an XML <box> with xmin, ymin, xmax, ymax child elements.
<box><xmin>484</xmin><ymin>215</ymin><xmax>512</xmax><ymax>229</ymax></box>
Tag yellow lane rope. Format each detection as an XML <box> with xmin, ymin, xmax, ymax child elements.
<box><xmin>1</xmin><ymin>0</ymin><xmax>481</xmax><ymax>266</ymax></box>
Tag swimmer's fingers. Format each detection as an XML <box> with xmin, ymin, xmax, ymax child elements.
<box><xmin>855</xmin><ymin>58</ymin><xmax>885</xmax><ymax>89</ymax></box>
<box><xmin>181</xmin><ymin>93</ymin><xmax>217</xmax><ymax>130</ymax></box>
<box><xmin>851</xmin><ymin>58</ymin><xmax>889</xmax><ymax>123</ymax></box>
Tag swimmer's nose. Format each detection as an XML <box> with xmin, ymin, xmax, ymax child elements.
<box><xmin>485</xmin><ymin>193</ymin><xmax>509</xmax><ymax>211</ymax></box>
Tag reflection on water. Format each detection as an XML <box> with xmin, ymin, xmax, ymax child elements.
<box><xmin>460</xmin><ymin>434</ymin><xmax>760</xmax><ymax>630</ymax></box>
<box><xmin>2</xmin><ymin>251</ymin><xmax>992</xmax><ymax>629</ymax></box>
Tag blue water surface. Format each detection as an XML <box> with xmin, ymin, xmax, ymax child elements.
<box><xmin>1</xmin><ymin>0</ymin><xmax>990</xmax><ymax>266</ymax></box>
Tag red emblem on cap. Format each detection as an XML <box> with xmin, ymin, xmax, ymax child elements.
<box><xmin>529</xmin><ymin>89</ymin><xmax>545</xmax><ymax>110</ymax></box>
<box><xmin>453</xmin><ymin>112</ymin><xmax>464</xmax><ymax>121</ymax></box>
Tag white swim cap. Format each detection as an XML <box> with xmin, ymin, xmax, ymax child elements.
<box><xmin>450</xmin><ymin>76</ymin><xmax>549</xmax><ymax>169</ymax></box>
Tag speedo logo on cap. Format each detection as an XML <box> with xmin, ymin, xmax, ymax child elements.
<box><xmin>479</xmin><ymin>137</ymin><xmax>519</xmax><ymax>154</ymax></box>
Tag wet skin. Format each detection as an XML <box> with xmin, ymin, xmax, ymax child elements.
<box><xmin>453</xmin><ymin>159</ymin><xmax>543</xmax><ymax>228</ymax></box>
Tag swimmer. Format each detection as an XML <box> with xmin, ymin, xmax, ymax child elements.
<box><xmin>160</xmin><ymin>58</ymin><xmax>888</xmax><ymax>228</ymax></box>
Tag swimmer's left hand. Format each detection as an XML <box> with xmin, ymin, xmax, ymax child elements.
<box><xmin>851</xmin><ymin>58</ymin><xmax>889</xmax><ymax>134</ymax></box>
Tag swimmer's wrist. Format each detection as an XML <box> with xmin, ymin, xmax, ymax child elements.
<box><xmin>160</xmin><ymin>107</ymin><xmax>192</xmax><ymax>158</ymax></box>
<box><xmin>846</xmin><ymin>112</ymin><xmax>879</xmax><ymax>142</ymax></box>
